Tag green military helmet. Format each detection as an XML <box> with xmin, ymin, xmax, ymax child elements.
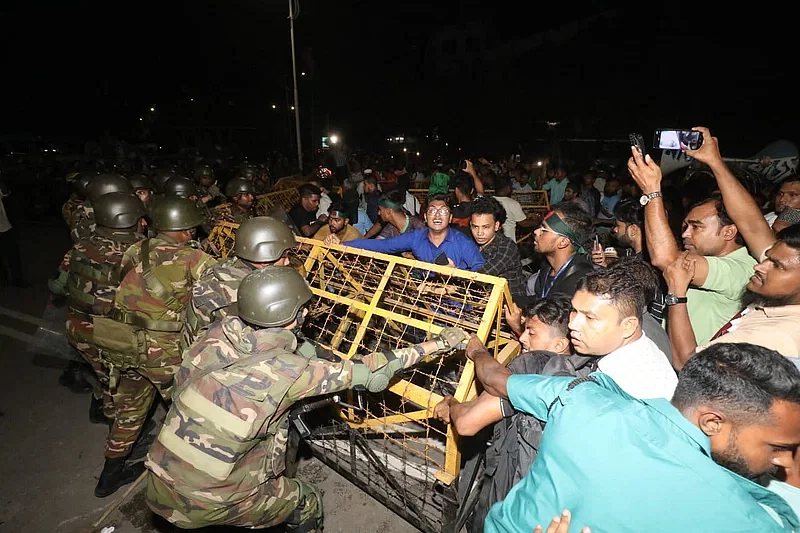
<box><xmin>225</xmin><ymin>177</ymin><xmax>255</xmax><ymax>198</ymax></box>
<box><xmin>86</xmin><ymin>173</ymin><xmax>134</xmax><ymax>203</ymax></box>
<box><xmin>128</xmin><ymin>173</ymin><xmax>154</xmax><ymax>192</ymax></box>
<box><xmin>237</xmin><ymin>266</ymin><xmax>313</xmax><ymax>328</ymax></box>
<box><xmin>241</xmin><ymin>166</ymin><xmax>256</xmax><ymax>179</ymax></box>
<box><xmin>72</xmin><ymin>171</ymin><xmax>100</xmax><ymax>199</ymax></box>
<box><xmin>234</xmin><ymin>216</ymin><xmax>296</xmax><ymax>262</ymax></box>
<box><xmin>163</xmin><ymin>176</ymin><xmax>198</xmax><ymax>198</ymax></box>
<box><xmin>93</xmin><ymin>192</ymin><xmax>147</xmax><ymax>229</ymax></box>
<box><xmin>150</xmin><ymin>196</ymin><xmax>205</xmax><ymax>231</ymax></box>
<box><xmin>152</xmin><ymin>171</ymin><xmax>176</xmax><ymax>193</ymax></box>
<box><xmin>194</xmin><ymin>165</ymin><xmax>214</xmax><ymax>180</ymax></box>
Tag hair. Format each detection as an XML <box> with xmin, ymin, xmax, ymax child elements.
<box><xmin>688</xmin><ymin>196</ymin><xmax>745</xmax><ymax>246</ymax></box>
<box><xmin>327</xmin><ymin>200</ymin><xmax>348</xmax><ymax>219</ymax></box>
<box><xmin>780</xmin><ymin>174</ymin><xmax>800</xmax><ymax>186</ymax></box>
<box><xmin>553</xmin><ymin>202</ymin><xmax>593</xmax><ymax>251</ymax></box>
<box><xmin>607</xmin><ymin>257</ymin><xmax>659</xmax><ymax>304</ymax></box>
<box><xmin>298</xmin><ymin>183</ymin><xmax>322</xmax><ymax>198</ymax></box>
<box><xmin>396</xmin><ymin>174</ymin><xmax>410</xmax><ymax>193</ymax></box>
<box><xmin>495</xmin><ymin>177</ymin><xmax>512</xmax><ymax>196</ymax></box>
<box><xmin>525</xmin><ymin>294</ymin><xmax>572</xmax><ymax>337</ymax></box>
<box><xmin>672</xmin><ymin>343</ymin><xmax>800</xmax><ymax>423</ymax></box>
<box><xmin>363</xmin><ymin>175</ymin><xmax>378</xmax><ymax>187</ymax></box>
<box><xmin>453</xmin><ymin>173</ymin><xmax>474</xmax><ymax>196</ymax></box>
<box><xmin>379</xmin><ymin>189</ymin><xmax>406</xmax><ymax>213</ymax></box>
<box><xmin>428</xmin><ymin>193</ymin><xmax>452</xmax><ymax>209</ymax></box>
<box><xmin>469</xmin><ymin>195</ymin><xmax>506</xmax><ymax>226</ymax></box>
<box><xmin>614</xmin><ymin>198</ymin><xmax>644</xmax><ymax>228</ymax></box>
<box><xmin>576</xmin><ymin>267</ymin><xmax>645</xmax><ymax>322</ymax></box>
<box><xmin>777</xmin><ymin>223</ymin><xmax>800</xmax><ymax>252</ymax></box>
<box><xmin>564</xmin><ymin>181</ymin><xmax>581</xmax><ymax>195</ymax></box>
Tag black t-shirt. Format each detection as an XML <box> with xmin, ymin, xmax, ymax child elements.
<box><xmin>289</xmin><ymin>203</ymin><xmax>317</xmax><ymax>230</ymax></box>
<box><xmin>450</xmin><ymin>201</ymin><xmax>472</xmax><ymax>235</ymax></box>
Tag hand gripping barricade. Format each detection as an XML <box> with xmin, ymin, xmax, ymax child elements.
<box><xmin>290</xmin><ymin>237</ymin><xmax>519</xmax><ymax>533</ymax></box>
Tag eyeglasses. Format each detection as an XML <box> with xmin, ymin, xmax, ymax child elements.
<box><xmin>537</xmin><ymin>225</ymin><xmax>561</xmax><ymax>236</ymax></box>
<box><xmin>426</xmin><ymin>206</ymin><xmax>450</xmax><ymax>215</ymax></box>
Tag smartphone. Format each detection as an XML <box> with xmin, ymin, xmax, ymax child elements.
<box><xmin>434</xmin><ymin>252</ymin><xmax>449</xmax><ymax>266</ymax></box>
<box><xmin>653</xmin><ymin>129</ymin><xmax>704</xmax><ymax>150</ymax></box>
<box><xmin>629</xmin><ymin>133</ymin><xmax>647</xmax><ymax>158</ymax></box>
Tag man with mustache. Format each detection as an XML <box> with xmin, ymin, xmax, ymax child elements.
<box><xmin>661</xmin><ymin>128</ymin><xmax>800</xmax><ymax>369</ymax></box>
<box><xmin>628</xmin><ymin>139</ymin><xmax>756</xmax><ymax>348</ymax></box>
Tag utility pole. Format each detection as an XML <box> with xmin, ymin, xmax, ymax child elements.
<box><xmin>288</xmin><ymin>0</ymin><xmax>303</xmax><ymax>173</ymax></box>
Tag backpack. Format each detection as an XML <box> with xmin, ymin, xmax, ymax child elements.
<box><xmin>464</xmin><ymin>351</ymin><xmax>599</xmax><ymax>533</ymax></box>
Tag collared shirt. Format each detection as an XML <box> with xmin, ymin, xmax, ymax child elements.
<box><xmin>485</xmin><ymin>372</ymin><xmax>797</xmax><ymax>533</ymax></box>
<box><xmin>597</xmin><ymin>193</ymin><xmax>621</xmax><ymax>220</ymax></box>
<box><xmin>542</xmin><ymin>178</ymin><xmax>568</xmax><ymax>204</ymax></box>
<box><xmin>687</xmin><ymin>246</ymin><xmax>757</xmax><ymax>345</ymax></box>
<box><xmin>344</xmin><ymin>228</ymin><xmax>485</xmax><ymax>271</ymax></box>
<box><xmin>699</xmin><ymin>304</ymin><xmax>800</xmax><ymax>366</ymax></box>
<box><xmin>597</xmin><ymin>332</ymin><xmax>677</xmax><ymax>400</ymax></box>
<box><xmin>494</xmin><ymin>196</ymin><xmax>527</xmax><ymax>240</ymax></box>
<box><xmin>478</xmin><ymin>233</ymin><xmax>527</xmax><ymax>303</ymax></box>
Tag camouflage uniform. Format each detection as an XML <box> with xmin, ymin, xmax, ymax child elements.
<box><xmin>64</xmin><ymin>227</ymin><xmax>143</xmax><ymax>417</ymax></box>
<box><xmin>62</xmin><ymin>194</ymin><xmax>82</xmax><ymax>226</ymax></box>
<box><xmin>68</xmin><ymin>201</ymin><xmax>96</xmax><ymax>243</ymax></box>
<box><xmin>145</xmin><ymin>316</ymin><xmax>442</xmax><ymax>530</ymax></box>
<box><xmin>211</xmin><ymin>203</ymin><xmax>254</xmax><ymax>226</ymax></box>
<box><xmin>196</xmin><ymin>183</ymin><xmax>224</xmax><ymax>204</ymax></box>
<box><xmin>103</xmin><ymin>234</ymin><xmax>217</xmax><ymax>459</ymax></box>
<box><xmin>183</xmin><ymin>256</ymin><xmax>257</xmax><ymax>350</ymax></box>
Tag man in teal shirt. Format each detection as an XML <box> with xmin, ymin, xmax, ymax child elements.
<box><xmin>464</xmin><ymin>337</ymin><xmax>800</xmax><ymax>533</ymax></box>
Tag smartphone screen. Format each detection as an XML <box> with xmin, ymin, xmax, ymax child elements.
<box><xmin>654</xmin><ymin>130</ymin><xmax>702</xmax><ymax>150</ymax></box>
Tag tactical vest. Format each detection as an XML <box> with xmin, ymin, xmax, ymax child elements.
<box><xmin>66</xmin><ymin>246</ymin><xmax>123</xmax><ymax>318</ymax></box>
<box><xmin>152</xmin><ymin>326</ymin><xmax>310</xmax><ymax>503</ymax></box>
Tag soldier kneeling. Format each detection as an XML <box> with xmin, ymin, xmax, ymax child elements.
<box><xmin>144</xmin><ymin>265</ymin><xmax>467</xmax><ymax>531</ymax></box>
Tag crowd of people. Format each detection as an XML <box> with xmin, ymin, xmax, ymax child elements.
<box><xmin>41</xmin><ymin>125</ymin><xmax>800</xmax><ymax>533</ymax></box>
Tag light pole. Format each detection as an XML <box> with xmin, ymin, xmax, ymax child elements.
<box><xmin>288</xmin><ymin>0</ymin><xmax>303</xmax><ymax>173</ymax></box>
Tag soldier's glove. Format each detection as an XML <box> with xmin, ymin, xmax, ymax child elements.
<box><xmin>47</xmin><ymin>269</ymin><xmax>68</xmax><ymax>297</ymax></box>
<box><xmin>434</xmin><ymin>327</ymin><xmax>469</xmax><ymax>353</ymax></box>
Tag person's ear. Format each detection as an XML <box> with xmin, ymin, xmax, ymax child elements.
<box><xmin>556</xmin><ymin>236</ymin><xmax>571</xmax><ymax>250</ymax></box>
<box><xmin>721</xmin><ymin>224</ymin><xmax>738</xmax><ymax>242</ymax></box>
<box><xmin>494</xmin><ymin>221</ymin><xmax>501</xmax><ymax>232</ymax></box>
<box><xmin>620</xmin><ymin>316</ymin><xmax>639</xmax><ymax>339</ymax></box>
<box><xmin>551</xmin><ymin>335</ymin><xmax>570</xmax><ymax>354</ymax></box>
<box><xmin>697</xmin><ymin>409</ymin><xmax>727</xmax><ymax>438</ymax></box>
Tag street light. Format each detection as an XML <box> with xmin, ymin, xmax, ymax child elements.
<box><xmin>291</xmin><ymin>106</ymin><xmax>295</xmax><ymax>110</ymax></box>
<box><xmin>288</xmin><ymin>0</ymin><xmax>303</xmax><ymax>172</ymax></box>
<box><xmin>416</xmin><ymin>152</ymin><xmax>420</xmax><ymax>156</ymax></box>
<box><xmin>149</xmin><ymin>107</ymin><xmax>155</xmax><ymax>112</ymax></box>
<box><xmin>329</xmin><ymin>135</ymin><xmax>339</xmax><ymax>145</ymax></box>
<box><xmin>301</xmin><ymin>72</ymin><xmax>306</xmax><ymax>76</ymax></box>
<box><xmin>272</xmin><ymin>104</ymin><xmax>277</xmax><ymax>109</ymax></box>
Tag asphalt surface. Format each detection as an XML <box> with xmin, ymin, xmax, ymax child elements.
<box><xmin>0</xmin><ymin>218</ymin><xmax>417</xmax><ymax>533</ymax></box>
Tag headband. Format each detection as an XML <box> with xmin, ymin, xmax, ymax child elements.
<box><xmin>329</xmin><ymin>209</ymin><xmax>349</xmax><ymax>219</ymax></box>
<box><xmin>379</xmin><ymin>199</ymin><xmax>404</xmax><ymax>211</ymax></box>
<box><xmin>544</xmin><ymin>211</ymin><xmax>585</xmax><ymax>254</ymax></box>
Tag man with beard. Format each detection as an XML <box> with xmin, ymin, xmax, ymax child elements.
<box><xmin>765</xmin><ymin>176</ymin><xmax>800</xmax><ymax>228</ymax></box>
<box><xmin>465</xmin><ymin>337</ymin><xmax>800</xmax><ymax>533</ymax></box>
<box><xmin>663</xmin><ymin>128</ymin><xmax>800</xmax><ymax>369</ymax></box>
<box><xmin>312</xmin><ymin>201</ymin><xmax>362</xmax><ymax>244</ymax></box>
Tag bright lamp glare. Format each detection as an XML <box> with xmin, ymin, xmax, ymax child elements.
<box><xmin>329</xmin><ymin>135</ymin><xmax>339</xmax><ymax>144</ymax></box>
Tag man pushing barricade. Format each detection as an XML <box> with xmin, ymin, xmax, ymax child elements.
<box><xmin>144</xmin><ymin>265</ymin><xmax>468</xmax><ymax>531</ymax></box>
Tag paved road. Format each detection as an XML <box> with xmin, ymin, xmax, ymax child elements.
<box><xmin>0</xmin><ymin>220</ymin><xmax>417</xmax><ymax>533</ymax></box>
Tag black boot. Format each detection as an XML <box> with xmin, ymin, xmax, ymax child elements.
<box><xmin>59</xmin><ymin>361</ymin><xmax>93</xmax><ymax>393</ymax></box>
<box><xmin>94</xmin><ymin>457</ymin><xmax>145</xmax><ymax>498</ymax></box>
<box><xmin>89</xmin><ymin>396</ymin><xmax>113</xmax><ymax>426</ymax></box>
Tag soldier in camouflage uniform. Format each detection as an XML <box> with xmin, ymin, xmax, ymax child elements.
<box><xmin>145</xmin><ymin>266</ymin><xmax>468</xmax><ymax>531</ymax></box>
<box><xmin>152</xmin><ymin>170</ymin><xmax>177</xmax><ymax>196</ymax></box>
<box><xmin>92</xmin><ymin>196</ymin><xmax>217</xmax><ymax>498</ymax></box>
<box><xmin>194</xmin><ymin>165</ymin><xmax>224</xmax><ymax>207</ymax></box>
<box><xmin>128</xmin><ymin>174</ymin><xmax>155</xmax><ymax>210</ymax></box>
<box><xmin>210</xmin><ymin>177</ymin><xmax>256</xmax><ymax>226</ymax></box>
<box><xmin>184</xmin><ymin>216</ymin><xmax>296</xmax><ymax>350</ymax></box>
<box><xmin>62</xmin><ymin>171</ymin><xmax>98</xmax><ymax>227</ymax></box>
<box><xmin>70</xmin><ymin>173</ymin><xmax>134</xmax><ymax>243</ymax></box>
<box><xmin>164</xmin><ymin>176</ymin><xmax>214</xmax><ymax>234</ymax></box>
<box><xmin>60</xmin><ymin>193</ymin><xmax>147</xmax><ymax>423</ymax></box>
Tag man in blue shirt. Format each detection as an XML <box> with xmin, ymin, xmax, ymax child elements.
<box><xmin>336</xmin><ymin>194</ymin><xmax>486</xmax><ymax>271</ymax></box>
<box><xmin>542</xmin><ymin>167</ymin><xmax>569</xmax><ymax>205</ymax></box>
<box><xmin>464</xmin><ymin>337</ymin><xmax>800</xmax><ymax>533</ymax></box>
<box><xmin>595</xmin><ymin>177</ymin><xmax>622</xmax><ymax>232</ymax></box>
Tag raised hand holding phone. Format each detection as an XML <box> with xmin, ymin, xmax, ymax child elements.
<box><xmin>591</xmin><ymin>236</ymin><xmax>607</xmax><ymax>267</ymax></box>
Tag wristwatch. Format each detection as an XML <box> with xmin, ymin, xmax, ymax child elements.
<box><xmin>665</xmin><ymin>293</ymin><xmax>688</xmax><ymax>306</ymax></box>
<box><xmin>639</xmin><ymin>191</ymin><xmax>663</xmax><ymax>206</ymax></box>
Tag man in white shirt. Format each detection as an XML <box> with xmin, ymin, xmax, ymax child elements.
<box><xmin>570</xmin><ymin>266</ymin><xmax>677</xmax><ymax>399</ymax></box>
<box><xmin>0</xmin><ymin>180</ymin><xmax>26</xmax><ymax>287</ymax></box>
<box><xmin>493</xmin><ymin>177</ymin><xmax>531</xmax><ymax>240</ymax></box>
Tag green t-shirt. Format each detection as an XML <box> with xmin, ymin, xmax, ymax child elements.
<box><xmin>686</xmin><ymin>246</ymin><xmax>757</xmax><ymax>345</ymax></box>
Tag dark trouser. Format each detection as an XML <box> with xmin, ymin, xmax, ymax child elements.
<box><xmin>0</xmin><ymin>227</ymin><xmax>24</xmax><ymax>284</ymax></box>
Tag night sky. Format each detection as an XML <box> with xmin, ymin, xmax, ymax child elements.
<box><xmin>3</xmin><ymin>0</ymin><xmax>798</xmax><ymax>158</ymax></box>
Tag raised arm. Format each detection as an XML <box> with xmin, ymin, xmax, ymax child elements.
<box><xmin>627</xmin><ymin>148</ymin><xmax>681</xmax><ymax>270</ymax></box>
<box><xmin>464</xmin><ymin>160</ymin><xmax>485</xmax><ymax>196</ymax></box>
<box><xmin>685</xmin><ymin>127</ymin><xmax>776</xmax><ymax>259</ymax></box>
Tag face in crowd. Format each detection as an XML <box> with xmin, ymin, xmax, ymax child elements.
<box><xmin>470</xmin><ymin>213</ymin><xmax>499</xmax><ymax>246</ymax></box>
<box><xmin>425</xmin><ymin>200</ymin><xmax>451</xmax><ymax>232</ymax></box>
<box><xmin>568</xmin><ymin>290</ymin><xmax>638</xmax><ymax>356</ymax></box>
<box><xmin>301</xmin><ymin>193</ymin><xmax>320</xmax><ymax>213</ymax></box>
<box><xmin>681</xmin><ymin>201</ymin><xmax>737</xmax><ymax>256</ymax></box>
<box><xmin>328</xmin><ymin>213</ymin><xmax>348</xmax><ymax>235</ymax></box>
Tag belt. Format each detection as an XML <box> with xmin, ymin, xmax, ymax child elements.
<box><xmin>110</xmin><ymin>308</ymin><xmax>184</xmax><ymax>333</ymax></box>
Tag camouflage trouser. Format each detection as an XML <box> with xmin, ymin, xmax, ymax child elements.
<box><xmin>146</xmin><ymin>473</ymin><xmax>322</xmax><ymax>531</ymax></box>
<box><xmin>65</xmin><ymin>314</ymin><xmax>114</xmax><ymax>418</ymax></box>
<box><xmin>105</xmin><ymin>331</ymin><xmax>181</xmax><ymax>459</ymax></box>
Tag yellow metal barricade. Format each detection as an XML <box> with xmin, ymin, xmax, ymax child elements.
<box><xmin>255</xmin><ymin>188</ymin><xmax>300</xmax><ymax>216</ymax></box>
